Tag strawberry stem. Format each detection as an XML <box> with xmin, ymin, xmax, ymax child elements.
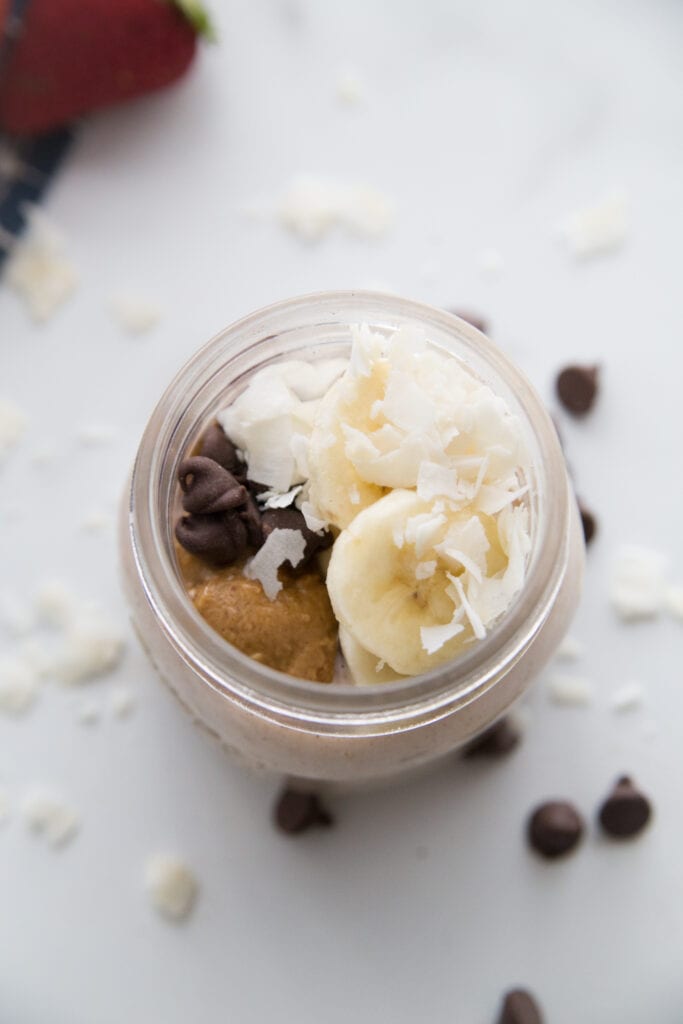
<box><xmin>170</xmin><ymin>0</ymin><xmax>217</xmax><ymax>42</ymax></box>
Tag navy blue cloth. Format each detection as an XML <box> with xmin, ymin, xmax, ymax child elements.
<box><xmin>0</xmin><ymin>0</ymin><xmax>74</xmax><ymax>270</ymax></box>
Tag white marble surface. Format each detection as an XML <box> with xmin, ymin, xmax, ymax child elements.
<box><xmin>2</xmin><ymin>1</ymin><xmax>683</xmax><ymax>1021</ymax></box>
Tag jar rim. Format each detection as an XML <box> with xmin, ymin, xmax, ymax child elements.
<box><xmin>126</xmin><ymin>291</ymin><xmax>571</xmax><ymax>731</ymax></box>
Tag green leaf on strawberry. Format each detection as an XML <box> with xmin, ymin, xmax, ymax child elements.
<box><xmin>171</xmin><ymin>0</ymin><xmax>217</xmax><ymax>42</ymax></box>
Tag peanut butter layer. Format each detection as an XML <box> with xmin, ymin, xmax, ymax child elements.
<box><xmin>177</xmin><ymin>549</ymin><xmax>338</xmax><ymax>683</ymax></box>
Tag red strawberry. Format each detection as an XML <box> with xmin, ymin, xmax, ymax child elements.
<box><xmin>0</xmin><ymin>0</ymin><xmax>214</xmax><ymax>136</ymax></box>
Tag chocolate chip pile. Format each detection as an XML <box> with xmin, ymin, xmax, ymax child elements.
<box><xmin>175</xmin><ymin>425</ymin><xmax>332</xmax><ymax>568</ymax></box>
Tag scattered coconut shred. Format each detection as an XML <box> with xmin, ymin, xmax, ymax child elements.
<box><xmin>216</xmin><ymin>324</ymin><xmax>532</xmax><ymax>677</ymax></box>
<box><xmin>244</xmin><ymin>528</ymin><xmax>306</xmax><ymax>600</ymax></box>
<box><xmin>145</xmin><ymin>854</ymin><xmax>198</xmax><ymax>923</ymax></box>
<box><xmin>610</xmin><ymin>681</ymin><xmax>644</xmax><ymax>713</ymax></box>
<box><xmin>5</xmin><ymin>206</ymin><xmax>78</xmax><ymax>321</ymax></box>
<box><xmin>0</xmin><ymin>657</ymin><xmax>40</xmax><ymax>715</ymax></box>
<box><xmin>277</xmin><ymin>175</ymin><xmax>394</xmax><ymax>241</ymax></box>
<box><xmin>33</xmin><ymin>581</ymin><xmax>125</xmax><ymax>685</ymax></box>
<box><xmin>547</xmin><ymin>673</ymin><xmax>593</xmax><ymax>707</ymax></box>
<box><xmin>21</xmin><ymin>789</ymin><xmax>80</xmax><ymax>848</ymax></box>
<box><xmin>559</xmin><ymin>190</ymin><xmax>628</xmax><ymax>260</ymax></box>
<box><xmin>610</xmin><ymin>546</ymin><xmax>668</xmax><ymax>621</ymax></box>
<box><xmin>0</xmin><ymin>399</ymin><xmax>28</xmax><ymax>461</ymax></box>
<box><xmin>109</xmin><ymin>292</ymin><xmax>161</xmax><ymax>335</ymax></box>
<box><xmin>0</xmin><ymin>582</ymin><xmax>125</xmax><ymax>715</ymax></box>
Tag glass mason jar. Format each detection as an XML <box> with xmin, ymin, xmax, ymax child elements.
<box><xmin>120</xmin><ymin>292</ymin><xmax>583</xmax><ymax>787</ymax></box>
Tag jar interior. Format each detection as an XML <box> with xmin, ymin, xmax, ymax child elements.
<box><xmin>133</xmin><ymin>293</ymin><xmax>567</xmax><ymax>722</ymax></box>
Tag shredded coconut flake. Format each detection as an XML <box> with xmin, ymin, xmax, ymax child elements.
<box><xmin>77</xmin><ymin>423</ymin><xmax>118</xmax><ymax>446</ymax></box>
<box><xmin>420</xmin><ymin>618</ymin><xmax>465</xmax><ymax>655</ymax></box>
<box><xmin>447</xmin><ymin>573</ymin><xmax>486</xmax><ymax>640</ymax></box>
<box><xmin>55</xmin><ymin>614</ymin><xmax>125</xmax><ymax>685</ymax></box>
<box><xmin>278</xmin><ymin>176</ymin><xmax>394</xmax><ymax>241</ymax></box>
<box><xmin>0</xmin><ymin>399</ymin><xmax>27</xmax><ymax>461</ymax></box>
<box><xmin>0</xmin><ymin>656</ymin><xmax>40</xmax><ymax>715</ymax></box>
<box><xmin>611</xmin><ymin>546</ymin><xmax>667</xmax><ymax>620</ymax></box>
<box><xmin>555</xmin><ymin>635</ymin><xmax>584</xmax><ymax>661</ymax></box>
<box><xmin>5</xmin><ymin>207</ymin><xmax>78</xmax><ymax>321</ymax></box>
<box><xmin>244</xmin><ymin>528</ymin><xmax>306</xmax><ymax>600</ymax></box>
<box><xmin>33</xmin><ymin>581</ymin><xmax>125</xmax><ymax>684</ymax></box>
<box><xmin>218</xmin><ymin>359</ymin><xmax>348</xmax><ymax>492</ymax></box>
<box><xmin>109</xmin><ymin>686</ymin><xmax>136</xmax><ymax>719</ymax></box>
<box><xmin>415</xmin><ymin>560</ymin><xmax>437</xmax><ymax>580</ymax></box>
<box><xmin>80</xmin><ymin>510</ymin><xmax>112</xmax><ymax>533</ymax></box>
<box><xmin>477</xmin><ymin>247</ymin><xmax>504</xmax><ymax>276</ymax></box>
<box><xmin>336</xmin><ymin>67</ymin><xmax>364</xmax><ymax>104</ymax></box>
<box><xmin>664</xmin><ymin>584</ymin><xmax>683</xmax><ymax>621</ymax></box>
<box><xmin>145</xmin><ymin>855</ymin><xmax>198</xmax><ymax>923</ymax></box>
<box><xmin>22</xmin><ymin>790</ymin><xmax>80</xmax><ymax>847</ymax></box>
<box><xmin>559</xmin><ymin>190</ymin><xmax>628</xmax><ymax>259</ymax></box>
<box><xmin>299</xmin><ymin>499</ymin><xmax>328</xmax><ymax>533</ymax></box>
<box><xmin>610</xmin><ymin>682</ymin><xmax>644</xmax><ymax>713</ymax></box>
<box><xmin>109</xmin><ymin>292</ymin><xmax>161</xmax><ymax>334</ymax></box>
<box><xmin>547</xmin><ymin>673</ymin><xmax>593</xmax><ymax>707</ymax></box>
<box><xmin>259</xmin><ymin>485</ymin><xmax>303</xmax><ymax>510</ymax></box>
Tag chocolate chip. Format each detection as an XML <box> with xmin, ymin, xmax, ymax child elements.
<box><xmin>239</xmin><ymin>491</ymin><xmax>264</xmax><ymax>549</ymax></box>
<box><xmin>527</xmin><ymin>800</ymin><xmax>584</xmax><ymax>859</ymax></box>
<box><xmin>179</xmin><ymin>456</ymin><xmax>247</xmax><ymax>515</ymax></box>
<box><xmin>175</xmin><ymin>512</ymin><xmax>248</xmax><ymax>566</ymax></box>
<box><xmin>496</xmin><ymin>989</ymin><xmax>544</xmax><ymax>1024</ymax></box>
<box><xmin>450</xmin><ymin>309</ymin><xmax>489</xmax><ymax>335</ymax></box>
<box><xmin>198</xmin><ymin>423</ymin><xmax>246</xmax><ymax>477</ymax></box>
<box><xmin>598</xmin><ymin>776</ymin><xmax>652</xmax><ymax>839</ymax></box>
<box><xmin>578</xmin><ymin>501</ymin><xmax>597</xmax><ymax>545</ymax></box>
<box><xmin>274</xmin><ymin>788</ymin><xmax>333</xmax><ymax>835</ymax></box>
<box><xmin>555</xmin><ymin>364</ymin><xmax>599</xmax><ymax>416</ymax></box>
<box><xmin>261</xmin><ymin>507</ymin><xmax>333</xmax><ymax>565</ymax></box>
<box><xmin>464</xmin><ymin>717</ymin><xmax>520</xmax><ymax>759</ymax></box>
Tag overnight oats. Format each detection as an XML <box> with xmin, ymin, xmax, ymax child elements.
<box><xmin>120</xmin><ymin>292</ymin><xmax>584</xmax><ymax>785</ymax></box>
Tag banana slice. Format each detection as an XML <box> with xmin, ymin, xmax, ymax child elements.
<box><xmin>307</xmin><ymin>323</ymin><xmax>527</xmax><ymax>532</ymax></box>
<box><xmin>327</xmin><ymin>488</ymin><xmax>509</xmax><ymax>675</ymax></box>
<box><xmin>307</xmin><ymin>375</ymin><xmax>387</xmax><ymax>529</ymax></box>
<box><xmin>338</xmin><ymin>626</ymin><xmax>408</xmax><ymax>686</ymax></box>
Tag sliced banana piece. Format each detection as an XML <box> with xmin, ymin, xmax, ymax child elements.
<box><xmin>339</xmin><ymin>627</ymin><xmax>408</xmax><ymax>686</ymax></box>
<box><xmin>307</xmin><ymin>376</ymin><xmax>386</xmax><ymax>529</ymax></box>
<box><xmin>327</xmin><ymin>489</ymin><xmax>508</xmax><ymax>675</ymax></box>
<box><xmin>307</xmin><ymin>323</ymin><xmax>527</xmax><ymax>532</ymax></box>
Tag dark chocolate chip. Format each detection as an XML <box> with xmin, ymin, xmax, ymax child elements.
<box><xmin>527</xmin><ymin>800</ymin><xmax>584</xmax><ymax>859</ymax></box>
<box><xmin>450</xmin><ymin>309</ymin><xmax>489</xmax><ymax>335</ymax></box>
<box><xmin>261</xmin><ymin>507</ymin><xmax>333</xmax><ymax>565</ymax></box>
<box><xmin>239</xmin><ymin>491</ymin><xmax>264</xmax><ymax>549</ymax></box>
<box><xmin>464</xmin><ymin>717</ymin><xmax>520</xmax><ymax>759</ymax></box>
<box><xmin>178</xmin><ymin>456</ymin><xmax>247</xmax><ymax>515</ymax></box>
<box><xmin>555</xmin><ymin>364</ymin><xmax>599</xmax><ymax>416</ymax></box>
<box><xmin>274</xmin><ymin>788</ymin><xmax>333</xmax><ymax>835</ymax></box>
<box><xmin>497</xmin><ymin>989</ymin><xmax>544</xmax><ymax>1024</ymax></box>
<box><xmin>598</xmin><ymin>776</ymin><xmax>652</xmax><ymax>839</ymax></box>
<box><xmin>198</xmin><ymin>423</ymin><xmax>246</xmax><ymax>477</ymax></box>
<box><xmin>578</xmin><ymin>501</ymin><xmax>597</xmax><ymax>545</ymax></box>
<box><xmin>175</xmin><ymin>512</ymin><xmax>248</xmax><ymax>566</ymax></box>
